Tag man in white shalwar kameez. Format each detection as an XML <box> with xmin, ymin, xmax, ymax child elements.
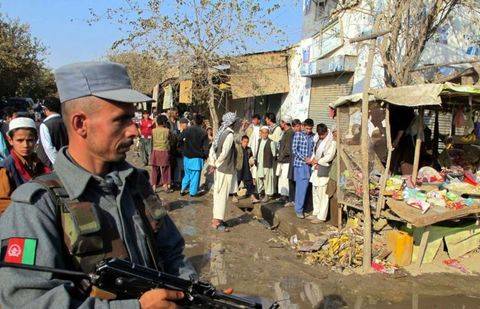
<box><xmin>309</xmin><ymin>124</ymin><xmax>336</xmax><ymax>223</ymax></box>
<box><xmin>209</xmin><ymin>112</ymin><xmax>239</xmax><ymax>231</ymax></box>
<box><xmin>256</xmin><ymin>126</ymin><xmax>277</xmax><ymax>203</ymax></box>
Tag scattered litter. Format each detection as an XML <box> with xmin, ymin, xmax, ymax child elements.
<box><xmin>373</xmin><ymin>218</ymin><xmax>388</xmax><ymax>231</ymax></box>
<box><xmin>443</xmin><ymin>259</ymin><xmax>469</xmax><ymax>274</ymax></box>
<box><xmin>371</xmin><ymin>259</ymin><xmax>396</xmax><ymax>274</ymax></box>
<box><xmin>266</xmin><ymin>238</ymin><xmax>285</xmax><ymax>249</ymax></box>
<box><xmin>301</xmin><ymin>228</ymin><xmax>363</xmax><ymax>269</ymax></box>
<box><xmin>290</xmin><ymin>235</ymin><xmax>298</xmax><ymax>245</ymax></box>
<box><xmin>345</xmin><ymin>217</ymin><xmax>360</xmax><ymax>229</ymax></box>
<box><xmin>297</xmin><ymin>237</ymin><xmax>328</xmax><ymax>253</ymax></box>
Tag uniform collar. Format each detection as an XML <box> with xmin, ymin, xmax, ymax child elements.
<box><xmin>54</xmin><ymin>147</ymin><xmax>135</xmax><ymax>200</ymax></box>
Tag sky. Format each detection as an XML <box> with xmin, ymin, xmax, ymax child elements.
<box><xmin>1</xmin><ymin>0</ymin><xmax>302</xmax><ymax>69</ymax></box>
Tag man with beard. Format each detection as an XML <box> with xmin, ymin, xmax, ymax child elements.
<box><xmin>0</xmin><ymin>62</ymin><xmax>195</xmax><ymax>308</ymax></box>
<box><xmin>276</xmin><ymin>115</ymin><xmax>294</xmax><ymax>202</ymax></box>
<box><xmin>209</xmin><ymin>112</ymin><xmax>239</xmax><ymax>231</ymax></box>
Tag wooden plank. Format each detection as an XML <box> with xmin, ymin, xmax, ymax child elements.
<box><xmin>411</xmin><ymin>108</ymin><xmax>424</xmax><ymax>182</ymax></box>
<box><xmin>416</xmin><ymin>228</ymin><xmax>430</xmax><ymax>270</ymax></box>
<box><xmin>339</xmin><ymin>199</ymin><xmax>405</xmax><ymax>222</ymax></box>
<box><xmin>336</xmin><ymin>113</ymin><xmax>343</xmax><ymax>229</ymax></box>
<box><xmin>375</xmin><ymin>105</ymin><xmax>392</xmax><ymax>218</ymax></box>
<box><xmin>387</xmin><ymin>198</ymin><xmax>480</xmax><ymax>227</ymax></box>
<box><xmin>360</xmin><ymin>21</ymin><xmax>378</xmax><ymax>272</ymax></box>
<box><xmin>432</xmin><ymin>110</ymin><xmax>439</xmax><ymax>161</ymax></box>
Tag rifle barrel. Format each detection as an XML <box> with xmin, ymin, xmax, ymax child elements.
<box><xmin>0</xmin><ymin>262</ymin><xmax>90</xmax><ymax>279</ymax></box>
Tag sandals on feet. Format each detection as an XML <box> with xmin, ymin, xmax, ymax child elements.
<box><xmin>212</xmin><ymin>223</ymin><xmax>230</xmax><ymax>232</ymax></box>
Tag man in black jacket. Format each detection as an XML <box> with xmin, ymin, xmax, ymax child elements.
<box><xmin>277</xmin><ymin>115</ymin><xmax>294</xmax><ymax>202</ymax></box>
<box><xmin>180</xmin><ymin>114</ymin><xmax>209</xmax><ymax>196</ymax></box>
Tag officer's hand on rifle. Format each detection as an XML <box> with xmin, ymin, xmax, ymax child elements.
<box><xmin>139</xmin><ymin>289</ymin><xmax>184</xmax><ymax>309</ymax></box>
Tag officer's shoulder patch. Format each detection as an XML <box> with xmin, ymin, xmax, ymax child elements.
<box><xmin>1</xmin><ymin>237</ymin><xmax>38</xmax><ymax>265</ymax></box>
<box><xmin>11</xmin><ymin>182</ymin><xmax>48</xmax><ymax>204</ymax></box>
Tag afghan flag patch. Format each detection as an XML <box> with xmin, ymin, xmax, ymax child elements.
<box><xmin>1</xmin><ymin>238</ymin><xmax>37</xmax><ymax>265</ymax></box>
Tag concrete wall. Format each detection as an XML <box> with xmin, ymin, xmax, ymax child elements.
<box><xmin>280</xmin><ymin>43</ymin><xmax>312</xmax><ymax>121</ymax></box>
<box><xmin>301</xmin><ymin>0</ymin><xmax>480</xmax><ymax>95</ymax></box>
<box><xmin>276</xmin><ymin>1</ymin><xmax>479</xmax><ymax>124</ymax></box>
<box><xmin>302</xmin><ymin>0</ymin><xmax>339</xmax><ymax>39</ymax></box>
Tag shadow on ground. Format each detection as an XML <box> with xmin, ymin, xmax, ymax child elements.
<box><xmin>167</xmin><ymin>199</ymin><xmax>203</xmax><ymax>211</ymax></box>
<box><xmin>225</xmin><ymin>213</ymin><xmax>253</xmax><ymax>228</ymax></box>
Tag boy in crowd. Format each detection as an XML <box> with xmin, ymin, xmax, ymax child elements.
<box><xmin>237</xmin><ymin>135</ymin><xmax>258</xmax><ymax>203</ymax></box>
<box><xmin>0</xmin><ymin>118</ymin><xmax>51</xmax><ymax>213</ymax></box>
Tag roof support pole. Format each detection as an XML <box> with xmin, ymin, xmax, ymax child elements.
<box><xmin>360</xmin><ymin>20</ymin><xmax>379</xmax><ymax>273</ymax></box>
<box><xmin>375</xmin><ymin>104</ymin><xmax>392</xmax><ymax>219</ymax></box>
<box><xmin>411</xmin><ymin>108</ymin><xmax>425</xmax><ymax>184</ymax></box>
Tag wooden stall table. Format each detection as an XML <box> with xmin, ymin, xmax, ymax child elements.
<box><xmin>386</xmin><ymin>198</ymin><xmax>480</xmax><ymax>270</ymax></box>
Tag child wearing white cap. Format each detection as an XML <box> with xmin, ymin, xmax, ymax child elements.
<box><xmin>0</xmin><ymin>117</ymin><xmax>51</xmax><ymax>213</ymax></box>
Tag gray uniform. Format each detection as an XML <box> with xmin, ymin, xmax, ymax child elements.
<box><xmin>0</xmin><ymin>148</ymin><xmax>196</xmax><ymax>308</ymax></box>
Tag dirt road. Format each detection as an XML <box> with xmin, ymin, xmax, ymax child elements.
<box><xmin>129</xmin><ymin>153</ymin><xmax>480</xmax><ymax>308</ymax></box>
<box><xmin>160</xmin><ymin>191</ymin><xmax>480</xmax><ymax>308</ymax></box>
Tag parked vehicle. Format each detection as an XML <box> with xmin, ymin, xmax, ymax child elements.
<box><xmin>5</xmin><ymin>97</ymin><xmax>34</xmax><ymax>112</ymax></box>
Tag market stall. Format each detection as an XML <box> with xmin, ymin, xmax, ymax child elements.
<box><xmin>330</xmin><ymin>82</ymin><xmax>480</xmax><ymax>269</ymax></box>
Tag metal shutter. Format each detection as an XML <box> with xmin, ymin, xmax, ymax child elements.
<box><xmin>309</xmin><ymin>73</ymin><xmax>354</xmax><ymax>127</ymax></box>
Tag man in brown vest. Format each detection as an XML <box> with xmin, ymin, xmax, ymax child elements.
<box><xmin>0</xmin><ymin>62</ymin><xmax>195</xmax><ymax>308</ymax></box>
<box><xmin>255</xmin><ymin>126</ymin><xmax>277</xmax><ymax>203</ymax></box>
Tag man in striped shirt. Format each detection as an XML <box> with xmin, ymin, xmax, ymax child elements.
<box><xmin>291</xmin><ymin>118</ymin><xmax>315</xmax><ymax>218</ymax></box>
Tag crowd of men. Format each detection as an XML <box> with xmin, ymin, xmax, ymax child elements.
<box><xmin>0</xmin><ymin>60</ymin><xmax>339</xmax><ymax>308</ymax></box>
<box><xmin>0</xmin><ymin>94</ymin><xmax>338</xmax><ymax>233</ymax></box>
<box><xmin>136</xmin><ymin>106</ymin><xmax>337</xmax><ymax>231</ymax></box>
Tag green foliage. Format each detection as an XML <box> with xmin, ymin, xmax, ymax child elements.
<box><xmin>107</xmin><ymin>52</ymin><xmax>166</xmax><ymax>94</ymax></box>
<box><xmin>89</xmin><ymin>0</ymin><xmax>288</xmax><ymax>129</ymax></box>
<box><xmin>0</xmin><ymin>13</ymin><xmax>56</xmax><ymax>99</ymax></box>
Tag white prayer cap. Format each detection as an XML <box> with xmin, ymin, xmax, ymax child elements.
<box><xmin>260</xmin><ymin>126</ymin><xmax>270</xmax><ymax>131</ymax></box>
<box><xmin>281</xmin><ymin>115</ymin><xmax>292</xmax><ymax>124</ymax></box>
<box><xmin>8</xmin><ymin>117</ymin><xmax>36</xmax><ymax>135</ymax></box>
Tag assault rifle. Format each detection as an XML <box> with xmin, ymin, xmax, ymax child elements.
<box><xmin>0</xmin><ymin>258</ymin><xmax>278</xmax><ymax>308</ymax></box>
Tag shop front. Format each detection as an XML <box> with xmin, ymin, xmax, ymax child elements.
<box><xmin>301</xmin><ymin>55</ymin><xmax>356</xmax><ymax>127</ymax></box>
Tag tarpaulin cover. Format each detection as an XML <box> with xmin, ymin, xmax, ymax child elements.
<box><xmin>330</xmin><ymin>83</ymin><xmax>480</xmax><ymax>109</ymax></box>
<box><xmin>179</xmin><ymin>80</ymin><xmax>193</xmax><ymax>104</ymax></box>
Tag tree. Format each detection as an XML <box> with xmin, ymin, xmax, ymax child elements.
<box><xmin>0</xmin><ymin>13</ymin><xmax>55</xmax><ymax>98</ymax></box>
<box><xmin>108</xmin><ymin>52</ymin><xmax>167</xmax><ymax>94</ymax></box>
<box><xmin>377</xmin><ymin>0</ymin><xmax>461</xmax><ymax>86</ymax></box>
<box><xmin>17</xmin><ymin>67</ymin><xmax>56</xmax><ymax>99</ymax></box>
<box><xmin>89</xmin><ymin>0</ymin><xmax>286</xmax><ymax>130</ymax></box>
<box><xmin>332</xmin><ymin>0</ymin><xmax>479</xmax><ymax>87</ymax></box>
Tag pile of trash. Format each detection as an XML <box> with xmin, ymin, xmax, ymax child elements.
<box><xmin>297</xmin><ymin>226</ymin><xmax>364</xmax><ymax>270</ymax></box>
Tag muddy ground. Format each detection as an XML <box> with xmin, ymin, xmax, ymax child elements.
<box><xmin>129</xmin><ymin>152</ymin><xmax>480</xmax><ymax>308</ymax></box>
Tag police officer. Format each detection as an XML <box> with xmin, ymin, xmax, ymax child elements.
<box><xmin>0</xmin><ymin>62</ymin><xmax>196</xmax><ymax>308</ymax></box>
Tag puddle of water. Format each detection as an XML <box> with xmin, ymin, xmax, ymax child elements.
<box><xmin>368</xmin><ymin>294</ymin><xmax>480</xmax><ymax>309</ymax></box>
<box><xmin>209</xmin><ymin>241</ymin><xmax>227</xmax><ymax>286</ymax></box>
<box><xmin>181</xmin><ymin>225</ymin><xmax>197</xmax><ymax>236</ymax></box>
<box><xmin>254</xmin><ymin>276</ymin><xmax>480</xmax><ymax>309</ymax></box>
